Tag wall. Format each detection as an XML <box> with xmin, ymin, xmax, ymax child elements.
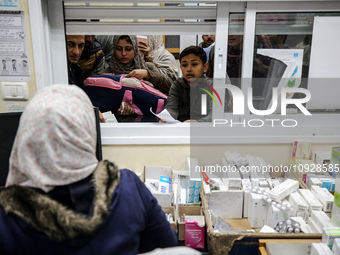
<box><xmin>102</xmin><ymin>143</ymin><xmax>340</xmax><ymax>174</ymax></box>
<box><xmin>0</xmin><ymin>0</ymin><xmax>36</xmax><ymax>113</ymax></box>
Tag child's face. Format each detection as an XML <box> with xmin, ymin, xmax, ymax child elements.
<box><xmin>115</xmin><ymin>39</ymin><xmax>135</xmax><ymax>64</ymax></box>
<box><xmin>180</xmin><ymin>53</ymin><xmax>208</xmax><ymax>86</ymax></box>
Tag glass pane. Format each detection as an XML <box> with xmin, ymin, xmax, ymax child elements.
<box><xmin>252</xmin><ymin>12</ymin><xmax>340</xmax><ymax>111</ymax></box>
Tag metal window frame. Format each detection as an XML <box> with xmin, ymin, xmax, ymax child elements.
<box><xmin>28</xmin><ymin>0</ymin><xmax>340</xmax><ymax>145</ymax></box>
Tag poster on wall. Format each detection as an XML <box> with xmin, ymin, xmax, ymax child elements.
<box><xmin>0</xmin><ymin>10</ymin><xmax>30</xmax><ymax>81</ymax></box>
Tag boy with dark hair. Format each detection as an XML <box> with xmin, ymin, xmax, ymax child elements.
<box><xmin>162</xmin><ymin>46</ymin><xmax>212</xmax><ymax>122</ymax></box>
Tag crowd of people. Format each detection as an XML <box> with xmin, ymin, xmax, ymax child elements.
<box><xmin>65</xmin><ymin>33</ymin><xmax>312</xmax><ymax>120</ymax></box>
<box><xmin>0</xmin><ymin>32</ymin><xmax>313</xmax><ymax>254</ymax></box>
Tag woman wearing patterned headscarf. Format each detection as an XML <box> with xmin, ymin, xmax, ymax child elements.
<box><xmin>102</xmin><ymin>35</ymin><xmax>172</xmax><ymax>95</ymax></box>
<box><xmin>0</xmin><ymin>84</ymin><xmax>177</xmax><ymax>254</ymax></box>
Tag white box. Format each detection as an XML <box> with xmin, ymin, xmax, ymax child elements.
<box><xmin>290</xmin><ymin>216</ymin><xmax>310</xmax><ymax>233</ymax></box>
<box><xmin>145</xmin><ymin>165</ymin><xmax>173</xmax><ymax>206</ymax></box>
<box><xmin>332</xmin><ymin>203</ymin><xmax>340</xmax><ymax>226</ymax></box>
<box><xmin>298</xmin><ymin>189</ymin><xmax>323</xmax><ymax>212</ymax></box>
<box><xmin>311</xmin><ymin>185</ymin><xmax>334</xmax><ymax>212</ymax></box>
<box><xmin>266</xmin><ymin>204</ymin><xmax>285</xmax><ymax>228</ymax></box>
<box><xmin>333</xmin><ymin>238</ymin><xmax>340</xmax><ymax>255</ymax></box>
<box><xmin>221</xmin><ymin>157</ymin><xmax>242</xmax><ymax>189</ymax></box>
<box><xmin>248</xmin><ymin>192</ymin><xmax>267</xmax><ymax>228</ymax></box>
<box><xmin>206</xmin><ymin>190</ymin><xmax>243</xmax><ymax>219</ymax></box>
<box><xmin>311</xmin><ymin>210</ymin><xmax>336</xmax><ymax>230</ymax></box>
<box><xmin>242</xmin><ymin>179</ymin><xmax>251</xmax><ymax>218</ymax></box>
<box><xmin>313</xmin><ymin>151</ymin><xmax>331</xmax><ymax>165</ymax></box>
<box><xmin>289</xmin><ymin>191</ymin><xmax>309</xmax><ymax>211</ymax></box>
<box><xmin>267</xmin><ymin>179</ymin><xmax>299</xmax><ymax>202</ymax></box>
<box><xmin>321</xmin><ymin>227</ymin><xmax>340</xmax><ymax>250</ymax></box>
<box><xmin>309</xmin><ymin>178</ymin><xmax>322</xmax><ymax>188</ymax></box>
<box><xmin>308</xmin><ymin>217</ymin><xmax>322</xmax><ymax>233</ymax></box>
<box><xmin>289</xmin><ymin>191</ymin><xmax>309</xmax><ymax>220</ymax></box>
<box><xmin>310</xmin><ymin>243</ymin><xmax>333</xmax><ymax>255</ymax></box>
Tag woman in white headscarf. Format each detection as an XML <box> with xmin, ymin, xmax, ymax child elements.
<box><xmin>0</xmin><ymin>84</ymin><xmax>177</xmax><ymax>254</ymax></box>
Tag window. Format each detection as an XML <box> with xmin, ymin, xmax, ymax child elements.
<box><xmin>29</xmin><ymin>1</ymin><xmax>340</xmax><ymax>144</ymax></box>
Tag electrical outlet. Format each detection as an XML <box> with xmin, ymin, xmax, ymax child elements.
<box><xmin>1</xmin><ymin>82</ymin><xmax>29</xmax><ymax>101</ymax></box>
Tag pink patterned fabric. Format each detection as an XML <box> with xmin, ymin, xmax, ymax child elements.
<box><xmin>6</xmin><ymin>84</ymin><xmax>98</xmax><ymax>192</ymax></box>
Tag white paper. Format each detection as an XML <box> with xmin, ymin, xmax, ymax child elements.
<box><xmin>150</xmin><ymin>108</ymin><xmax>181</xmax><ymax>123</ymax></box>
<box><xmin>0</xmin><ymin>11</ymin><xmax>30</xmax><ymax>81</ymax></box>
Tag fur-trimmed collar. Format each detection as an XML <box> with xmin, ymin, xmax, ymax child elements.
<box><xmin>0</xmin><ymin>160</ymin><xmax>120</xmax><ymax>241</ymax></box>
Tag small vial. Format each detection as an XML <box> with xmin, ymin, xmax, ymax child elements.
<box><xmin>276</xmin><ymin>204</ymin><xmax>281</xmax><ymax>209</ymax></box>
<box><xmin>294</xmin><ymin>223</ymin><xmax>300</xmax><ymax>228</ymax></box>
<box><xmin>286</xmin><ymin>204</ymin><xmax>292</xmax><ymax>210</ymax></box>
<box><xmin>286</xmin><ymin>220</ymin><xmax>292</xmax><ymax>225</ymax></box>
<box><xmin>287</xmin><ymin>227</ymin><xmax>293</xmax><ymax>233</ymax></box>
<box><xmin>294</xmin><ymin>227</ymin><xmax>300</xmax><ymax>233</ymax></box>
<box><xmin>281</xmin><ymin>206</ymin><xmax>287</xmax><ymax>211</ymax></box>
<box><xmin>272</xmin><ymin>201</ymin><xmax>277</xmax><ymax>206</ymax></box>
<box><xmin>267</xmin><ymin>199</ymin><xmax>272</xmax><ymax>204</ymax></box>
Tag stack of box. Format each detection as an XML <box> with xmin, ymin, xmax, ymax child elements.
<box><xmin>310</xmin><ymin>211</ymin><xmax>336</xmax><ymax>231</ymax></box>
<box><xmin>295</xmin><ymin>159</ymin><xmax>319</xmax><ymax>183</ymax></box>
<box><xmin>310</xmin><ymin>185</ymin><xmax>334</xmax><ymax>212</ymax></box>
<box><xmin>333</xmin><ymin>238</ymin><xmax>340</xmax><ymax>255</ymax></box>
<box><xmin>144</xmin><ymin>165</ymin><xmax>173</xmax><ymax>206</ymax></box>
<box><xmin>298</xmin><ymin>189</ymin><xmax>323</xmax><ymax>214</ymax></box>
<box><xmin>186</xmin><ymin>158</ymin><xmax>202</xmax><ymax>204</ymax></box>
<box><xmin>221</xmin><ymin>157</ymin><xmax>242</xmax><ymax>190</ymax></box>
<box><xmin>188</xmin><ymin>179</ymin><xmax>201</xmax><ymax>204</ymax></box>
<box><xmin>322</xmin><ymin>227</ymin><xmax>340</xmax><ymax>250</ymax></box>
<box><xmin>310</xmin><ymin>243</ymin><xmax>333</xmax><ymax>255</ymax></box>
<box><xmin>291</xmin><ymin>140</ymin><xmax>312</xmax><ymax>164</ymax></box>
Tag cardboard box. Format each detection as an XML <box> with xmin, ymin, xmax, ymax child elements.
<box><xmin>161</xmin><ymin>206</ymin><xmax>177</xmax><ymax>232</ymax></box>
<box><xmin>201</xmin><ymin>187</ymin><xmax>322</xmax><ymax>255</ymax></box>
<box><xmin>178</xmin><ymin>205</ymin><xmax>202</xmax><ymax>241</ymax></box>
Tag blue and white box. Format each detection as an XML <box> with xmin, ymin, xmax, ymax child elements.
<box><xmin>159</xmin><ymin>176</ymin><xmax>172</xmax><ymax>194</ymax></box>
